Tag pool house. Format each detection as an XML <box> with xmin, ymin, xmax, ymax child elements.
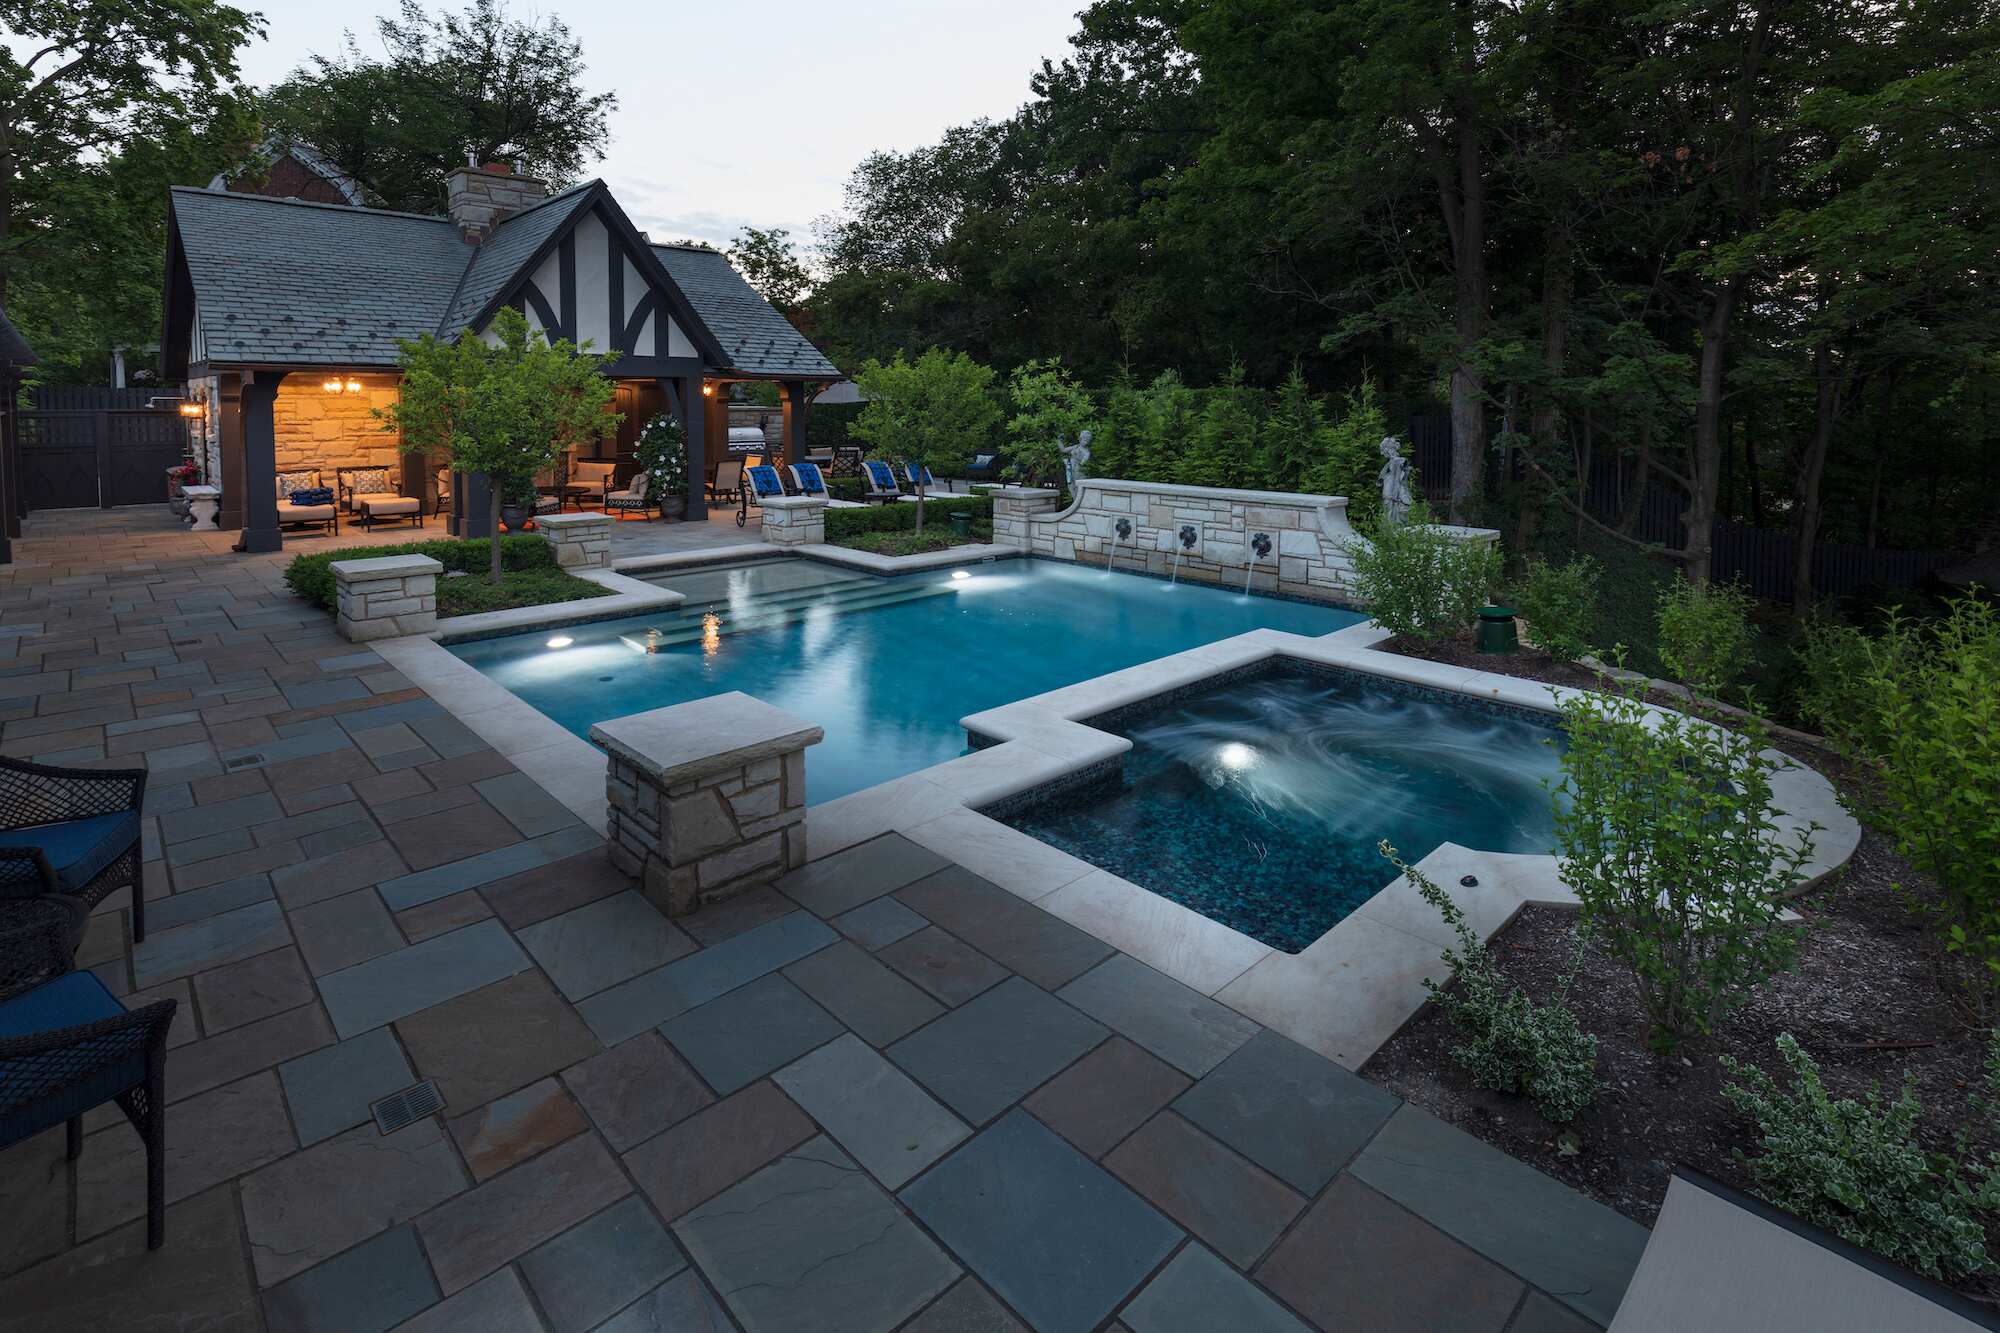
<box><xmin>158</xmin><ymin>163</ymin><xmax>841</xmax><ymax>550</ymax></box>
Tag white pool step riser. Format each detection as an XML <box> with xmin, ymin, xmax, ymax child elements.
<box><xmin>621</xmin><ymin>581</ymin><xmax>958</xmax><ymax>649</ymax></box>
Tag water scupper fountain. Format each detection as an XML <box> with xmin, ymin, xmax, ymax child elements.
<box><xmin>1169</xmin><ymin>525</ymin><xmax>1198</xmax><ymax>585</ymax></box>
<box><xmin>1104</xmin><ymin>517</ymin><xmax>1135</xmax><ymax>573</ymax></box>
<box><xmin>1243</xmin><ymin>532</ymin><xmax>1273</xmax><ymax>594</ymax></box>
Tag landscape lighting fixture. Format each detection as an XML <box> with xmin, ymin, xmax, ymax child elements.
<box><xmin>546</xmin><ymin>636</ymin><xmax>573</xmax><ymax>649</ymax></box>
<box><xmin>950</xmin><ymin>570</ymin><xmax>970</xmax><ymax>580</ymax></box>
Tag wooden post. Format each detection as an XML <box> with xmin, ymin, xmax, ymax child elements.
<box><xmin>235</xmin><ymin>374</ymin><xmax>282</xmax><ymax>553</ymax></box>
<box><xmin>673</xmin><ymin>375</ymin><xmax>708</xmax><ymax>521</ymax></box>
<box><xmin>780</xmin><ymin>380</ymin><xmax>808</xmax><ymax>467</ymax></box>
<box><xmin>216</xmin><ymin>373</ymin><xmax>245</xmax><ymax>535</ymax></box>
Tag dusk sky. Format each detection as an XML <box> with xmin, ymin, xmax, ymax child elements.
<box><xmin>235</xmin><ymin>0</ymin><xmax>1084</xmax><ymax>250</ymax></box>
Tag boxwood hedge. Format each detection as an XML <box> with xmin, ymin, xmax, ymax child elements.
<box><xmin>283</xmin><ymin>535</ymin><xmax>554</xmax><ymax>612</ymax></box>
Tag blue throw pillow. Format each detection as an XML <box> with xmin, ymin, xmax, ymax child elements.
<box><xmin>289</xmin><ymin>487</ymin><xmax>334</xmax><ymax>506</ymax></box>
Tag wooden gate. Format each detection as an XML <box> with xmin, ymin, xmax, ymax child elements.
<box><xmin>15</xmin><ymin>390</ymin><xmax>187</xmax><ymax>511</ymax></box>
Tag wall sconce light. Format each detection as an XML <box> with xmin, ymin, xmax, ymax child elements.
<box><xmin>344</xmin><ymin>377</ymin><xmax>362</xmax><ymax>394</ymax></box>
<box><xmin>177</xmin><ymin>402</ymin><xmax>206</xmax><ymax>419</ymax></box>
<box><xmin>701</xmin><ymin>383</ymin><xmax>714</xmax><ymax>396</ymax></box>
<box><xmin>322</xmin><ymin>376</ymin><xmax>342</xmax><ymax>393</ymax></box>
<box><xmin>323</xmin><ymin>375</ymin><xmax>364</xmax><ymax>394</ymax></box>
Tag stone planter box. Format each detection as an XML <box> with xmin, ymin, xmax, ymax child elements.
<box><xmin>332</xmin><ymin>553</ymin><xmax>442</xmax><ymax>642</ymax></box>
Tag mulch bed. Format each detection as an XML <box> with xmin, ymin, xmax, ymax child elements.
<box><xmin>1359</xmin><ymin>633</ymin><xmax>2000</xmax><ymax>1303</ymax></box>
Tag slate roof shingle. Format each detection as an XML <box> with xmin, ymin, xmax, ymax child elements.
<box><xmin>170</xmin><ymin>183</ymin><xmax>840</xmax><ymax>380</ymax></box>
<box><xmin>652</xmin><ymin>244</ymin><xmax>841</xmax><ymax>379</ymax></box>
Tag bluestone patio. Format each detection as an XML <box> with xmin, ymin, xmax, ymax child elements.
<box><xmin>0</xmin><ymin>508</ymin><xmax>1644</xmax><ymax>1333</ymax></box>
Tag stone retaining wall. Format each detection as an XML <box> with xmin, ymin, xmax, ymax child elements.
<box><xmin>593</xmin><ymin>693</ymin><xmax>821</xmax><ymax>917</ymax></box>
<box><xmin>332</xmin><ymin>554</ymin><xmax>440</xmax><ymax>642</ymax></box>
<box><xmin>537</xmin><ymin>511</ymin><xmax>612</xmax><ymax>569</ymax></box>
<box><xmin>994</xmin><ymin>479</ymin><xmax>1368</xmax><ymax>599</ymax></box>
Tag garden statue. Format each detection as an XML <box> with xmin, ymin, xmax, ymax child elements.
<box><xmin>1062</xmin><ymin>429</ymin><xmax>1093</xmax><ymax>490</ymax></box>
<box><xmin>1378</xmin><ymin>436</ymin><xmax>1412</xmax><ymax>527</ymax></box>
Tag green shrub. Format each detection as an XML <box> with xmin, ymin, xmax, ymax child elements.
<box><xmin>1513</xmin><ymin>556</ymin><xmax>1602</xmax><ymax>663</ymax></box>
<box><xmin>435</xmin><ymin>565</ymin><xmax>612</xmax><ymax>616</ymax></box>
<box><xmin>827</xmin><ymin>475</ymin><xmax>865</xmax><ymax>502</ymax></box>
<box><xmin>823</xmin><ymin>495</ymin><xmax>990</xmax><ymax>541</ymax></box>
<box><xmin>1297</xmin><ymin>378</ymin><xmax>1395</xmax><ymax>527</ymax></box>
<box><xmin>1386</xmin><ymin>842</ymin><xmax>1598</xmax><ymax>1123</ymax></box>
<box><xmin>1346</xmin><ymin>518</ymin><xmax>1501</xmax><ymax>643</ymax></box>
<box><xmin>282</xmin><ymin>535</ymin><xmax>553</xmax><ymax>612</ymax></box>
<box><xmin>1721</xmin><ymin>1033</ymin><xmax>1998</xmax><ymax>1280</ymax></box>
<box><xmin>1552</xmin><ymin>685</ymin><xmax>1815</xmax><ymax>1051</ymax></box>
<box><xmin>1657</xmin><ymin>574</ymin><xmax>1756</xmax><ymax>699</ymax></box>
<box><xmin>1817</xmin><ymin>598</ymin><xmax>2000</xmax><ymax>1012</ymax></box>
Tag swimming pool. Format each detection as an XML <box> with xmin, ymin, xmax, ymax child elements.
<box><xmin>449</xmin><ymin>558</ymin><xmax>1362</xmax><ymax>805</ymax></box>
<box><xmin>1002</xmin><ymin>663</ymin><xmax>1567</xmax><ymax>952</ymax></box>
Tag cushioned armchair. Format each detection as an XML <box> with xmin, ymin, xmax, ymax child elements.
<box><xmin>571</xmin><ymin>461</ymin><xmax>617</xmax><ymax>506</ymax></box>
<box><xmin>604</xmin><ymin>472</ymin><xmax>656</xmax><ymax>520</ymax></box>
<box><xmin>1</xmin><ymin>896</ymin><xmax>176</xmax><ymax>1249</ymax></box>
<box><xmin>0</xmin><ymin>757</ymin><xmax>148</xmax><ymax>942</ymax></box>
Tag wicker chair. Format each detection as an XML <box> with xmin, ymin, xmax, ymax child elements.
<box><xmin>0</xmin><ymin>757</ymin><xmax>148</xmax><ymax>942</ymax></box>
<box><xmin>1</xmin><ymin>896</ymin><xmax>176</xmax><ymax>1249</ymax></box>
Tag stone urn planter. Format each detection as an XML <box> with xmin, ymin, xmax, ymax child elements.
<box><xmin>499</xmin><ymin>502</ymin><xmax>531</xmax><ymax>532</ymax></box>
<box><xmin>659</xmin><ymin>494</ymin><xmax>687</xmax><ymax>521</ymax></box>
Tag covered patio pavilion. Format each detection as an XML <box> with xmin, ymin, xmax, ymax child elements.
<box><xmin>158</xmin><ymin>164</ymin><xmax>840</xmax><ymax>553</ymax></box>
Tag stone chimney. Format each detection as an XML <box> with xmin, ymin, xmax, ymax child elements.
<box><xmin>445</xmin><ymin>157</ymin><xmax>548</xmax><ymax>243</ymax></box>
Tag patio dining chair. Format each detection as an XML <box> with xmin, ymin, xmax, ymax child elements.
<box><xmin>861</xmin><ymin>460</ymin><xmax>902</xmax><ymax>504</ymax></box>
<box><xmin>0</xmin><ymin>757</ymin><xmax>147</xmax><ymax>942</ymax></box>
<box><xmin>1</xmin><ymin>896</ymin><xmax>176</xmax><ymax>1250</ymax></box>
<box><xmin>708</xmin><ymin>459</ymin><xmax>745</xmax><ymax>505</ymax></box>
<box><xmin>604</xmin><ymin>471</ymin><xmax>656</xmax><ymax>520</ymax></box>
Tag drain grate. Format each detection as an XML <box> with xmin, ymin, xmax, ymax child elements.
<box><xmin>171</xmin><ymin>638</ymin><xmax>201</xmax><ymax>647</ymax></box>
<box><xmin>220</xmin><ymin>752</ymin><xmax>265</xmax><ymax>771</ymax></box>
<box><xmin>370</xmin><ymin>1080</ymin><xmax>445</xmax><ymax>1134</ymax></box>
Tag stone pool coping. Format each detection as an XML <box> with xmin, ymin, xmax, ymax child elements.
<box><xmin>797</xmin><ymin>620</ymin><xmax>1861</xmax><ymax>1069</ymax></box>
<box><xmin>374</xmin><ymin>585</ymin><xmax>1860</xmax><ymax>1072</ymax></box>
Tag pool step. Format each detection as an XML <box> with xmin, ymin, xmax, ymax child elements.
<box><xmin>645</xmin><ymin>573</ymin><xmax>882</xmax><ymax>620</ymax></box>
<box><xmin>639</xmin><ymin>575</ymin><xmax>890</xmax><ymax>634</ymax></box>
<box><xmin>620</xmin><ymin>580</ymin><xmax>957</xmax><ymax>651</ymax></box>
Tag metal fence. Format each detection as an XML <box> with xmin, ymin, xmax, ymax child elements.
<box><xmin>1406</xmin><ymin>412</ymin><xmax>1956</xmax><ymax>601</ymax></box>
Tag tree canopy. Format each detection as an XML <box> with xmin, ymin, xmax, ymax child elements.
<box><xmin>262</xmin><ymin>0</ymin><xmax>616</xmax><ymax>213</ymax></box>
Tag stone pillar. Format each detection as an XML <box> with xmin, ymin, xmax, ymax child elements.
<box><xmin>332</xmin><ymin>554</ymin><xmax>442</xmax><ymax>642</ymax></box>
<box><xmin>759</xmin><ymin>495</ymin><xmax>828</xmax><ymax>546</ymax></box>
<box><xmin>990</xmin><ymin>486</ymin><xmax>1063</xmax><ymax>549</ymax></box>
<box><xmin>592</xmin><ymin>692</ymin><xmax>822</xmax><ymax>917</ymax></box>
<box><xmin>182</xmin><ymin>485</ymin><xmax>221</xmax><ymax>532</ymax></box>
<box><xmin>779</xmin><ymin>380</ymin><xmax>807</xmax><ymax>467</ymax></box>
<box><xmin>537</xmin><ymin>511</ymin><xmax>612</xmax><ymax>569</ymax></box>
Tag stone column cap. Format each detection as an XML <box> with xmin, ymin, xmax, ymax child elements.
<box><xmin>759</xmin><ymin>496</ymin><xmax>830</xmax><ymax>511</ymax></box>
<box><xmin>538</xmin><ymin>512</ymin><xmax>614</xmax><ymax>530</ymax></box>
<box><xmin>331</xmin><ymin>553</ymin><xmax>444</xmax><ymax>583</ymax></box>
<box><xmin>991</xmin><ymin>486</ymin><xmax>1061</xmax><ymax>500</ymax></box>
<box><xmin>591</xmin><ymin>690</ymin><xmax>824</xmax><ymax>785</ymax></box>
<box><xmin>180</xmin><ymin>484</ymin><xmax>221</xmax><ymax>497</ymax></box>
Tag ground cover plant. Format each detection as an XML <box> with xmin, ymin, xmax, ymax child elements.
<box><xmin>282</xmin><ymin>535</ymin><xmax>610</xmax><ymax>618</ymax></box>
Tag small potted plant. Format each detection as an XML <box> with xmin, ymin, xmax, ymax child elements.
<box><xmin>166</xmin><ymin>461</ymin><xmax>202</xmax><ymax>515</ymax></box>
<box><xmin>498</xmin><ymin>473</ymin><xmax>537</xmax><ymax>532</ymax></box>
<box><xmin>635</xmin><ymin>414</ymin><xmax>688</xmax><ymax>520</ymax></box>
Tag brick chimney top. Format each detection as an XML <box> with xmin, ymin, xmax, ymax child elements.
<box><xmin>445</xmin><ymin>159</ymin><xmax>548</xmax><ymax>244</ymax></box>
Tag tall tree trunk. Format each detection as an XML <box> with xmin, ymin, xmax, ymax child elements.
<box><xmin>1684</xmin><ymin>284</ymin><xmax>1741</xmax><ymax>585</ymax></box>
<box><xmin>1791</xmin><ymin>342</ymin><xmax>1839</xmax><ymax>610</ymax></box>
<box><xmin>1745</xmin><ymin>424</ymin><xmax>1764</xmax><ymax>527</ymax></box>
<box><xmin>1619</xmin><ymin>420</ymin><xmax>1650</xmax><ymax>536</ymax></box>
<box><xmin>489</xmin><ymin>488</ymin><xmax>503</xmax><ymax>585</ymax></box>
<box><xmin>1447</xmin><ymin>102</ymin><xmax>1488</xmax><ymax>525</ymax></box>
<box><xmin>1517</xmin><ymin>222</ymin><xmax>1572</xmax><ymax>555</ymax></box>
<box><xmin>1865</xmin><ymin>455</ymin><xmax>1883</xmax><ymax>548</ymax></box>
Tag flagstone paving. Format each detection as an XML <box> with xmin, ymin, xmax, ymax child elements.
<box><xmin>0</xmin><ymin>508</ymin><xmax>1648</xmax><ymax>1332</ymax></box>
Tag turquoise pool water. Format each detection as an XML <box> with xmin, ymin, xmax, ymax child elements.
<box><xmin>449</xmin><ymin>558</ymin><xmax>1362</xmax><ymax>805</ymax></box>
<box><xmin>1005</xmin><ymin>664</ymin><xmax>1567</xmax><ymax>952</ymax></box>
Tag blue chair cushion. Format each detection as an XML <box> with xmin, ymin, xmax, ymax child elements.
<box><xmin>792</xmin><ymin>463</ymin><xmax>826</xmax><ymax>495</ymax></box>
<box><xmin>288</xmin><ymin>486</ymin><xmax>335</xmax><ymax>506</ymax></box>
<box><xmin>748</xmin><ymin>466</ymin><xmax>785</xmax><ymax>498</ymax></box>
<box><xmin>904</xmin><ymin>463</ymin><xmax>934</xmax><ymax>487</ymax></box>
<box><xmin>0</xmin><ymin>970</ymin><xmax>122</xmax><ymax>1040</ymax></box>
<box><xmin>0</xmin><ymin>971</ymin><xmax>146</xmax><ymax>1144</ymax></box>
<box><xmin>864</xmin><ymin>461</ymin><xmax>898</xmax><ymax>491</ymax></box>
<box><xmin>0</xmin><ymin>811</ymin><xmax>139</xmax><ymax>893</ymax></box>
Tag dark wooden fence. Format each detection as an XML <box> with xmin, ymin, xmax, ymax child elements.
<box><xmin>14</xmin><ymin>389</ymin><xmax>189</xmax><ymax>511</ymax></box>
<box><xmin>1406</xmin><ymin>411</ymin><xmax>1956</xmax><ymax>601</ymax></box>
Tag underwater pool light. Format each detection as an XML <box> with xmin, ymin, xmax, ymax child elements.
<box><xmin>1218</xmin><ymin>741</ymin><xmax>1257</xmax><ymax>771</ymax></box>
<box><xmin>951</xmin><ymin>569</ymin><xmax>971</xmax><ymax>580</ymax></box>
<box><xmin>546</xmin><ymin>636</ymin><xmax>573</xmax><ymax>649</ymax></box>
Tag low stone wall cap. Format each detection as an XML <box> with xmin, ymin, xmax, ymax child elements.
<box><xmin>759</xmin><ymin>495</ymin><xmax>830</xmax><ymax>510</ymax></box>
<box><xmin>590</xmin><ymin>690</ymin><xmax>824</xmax><ymax>785</ymax></box>
<box><xmin>331</xmin><ymin>553</ymin><xmax>445</xmax><ymax>580</ymax></box>
<box><xmin>538</xmin><ymin>512</ymin><xmax>614</xmax><ymax>528</ymax></box>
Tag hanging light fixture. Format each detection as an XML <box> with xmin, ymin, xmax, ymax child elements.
<box><xmin>701</xmin><ymin>382</ymin><xmax>714</xmax><ymax>397</ymax></box>
<box><xmin>177</xmin><ymin>401</ymin><xmax>206</xmax><ymax>419</ymax></box>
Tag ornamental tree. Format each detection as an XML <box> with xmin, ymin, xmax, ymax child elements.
<box><xmin>850</xmin><ymin>348</ymin><xmax>999</xmax><ymax>532</ymax></box>
<box><xmin>382</xmin><ymin>306</ymin><xmax>619</xmax><ymax>582</ymax></box>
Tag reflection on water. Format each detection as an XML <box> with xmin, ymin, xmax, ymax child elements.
<box><xmin>1009</xmin><ymin>670</ymin><xmax>1567</xmax><ymax>953</ymax></box>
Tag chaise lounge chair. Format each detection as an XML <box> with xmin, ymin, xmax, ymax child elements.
<box><xmin>903</xmin><ymin>462</ymin><xmax>937</xmax><ymax>494</ymax></box>
<box><xmin>0</xmin><ymin>896</ymin><xmax>177</xmax><ymax>1249</ymax></box>
<box><xmin>741</xmin><ymin>464</ymin><xmax>786</xmax><ymax>527</ymax></box>
<box><xmin>786</xmin><ymin>462</ymin><xmax>828</xmax><ymax>498</ymax></box>
<box><xmin>861</xmin><ymin>460</ymin><xmax>902</xmax><ymax>505</ymax></box>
